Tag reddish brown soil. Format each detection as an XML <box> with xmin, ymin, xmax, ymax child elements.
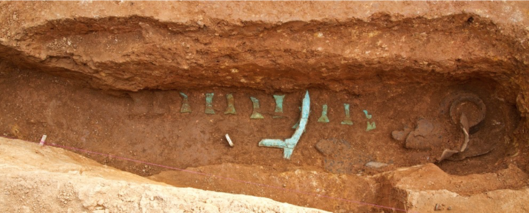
<box><xmin>0</xmin><ymin>65</ymin><xmax>525</xmax><ymax>211</ymax></box>
<box><xmin>1</xmin><ymin>2</ymin><xmax>529</xmax><ymax>212</ymax></box>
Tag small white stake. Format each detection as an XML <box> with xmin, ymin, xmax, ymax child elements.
<box><xmin>225</xmin><ymin>134</ymin><xmax>234</xmax><ymax>147</ymax></box>
<box><xmin>39</xmin><ymin>135</ymin><xmax>47</xmax><ymax>146</ymax></box>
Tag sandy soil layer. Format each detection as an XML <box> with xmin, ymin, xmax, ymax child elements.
<box><xmin>0</xmin><ymin>138</ymin><xmax>328</xmax><ymax>213</ymax></box>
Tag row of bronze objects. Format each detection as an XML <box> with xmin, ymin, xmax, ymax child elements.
<box><xmin>178</xmin><ymin>92</ymin><xmax>376</xmax><ymax>131</ymax></box>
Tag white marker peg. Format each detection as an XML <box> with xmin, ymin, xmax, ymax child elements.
<box><xmin>225</xmin><ymin>134</ymin><xmax>234</xmax><ymax>147</ymax></box>
<box><xmin>39</xmin><ymin>135</ymin><xmax>47</xmax><ymax>146</ymax></box>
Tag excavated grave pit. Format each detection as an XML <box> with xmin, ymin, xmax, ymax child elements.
<box><xmin>1</xmin><ymin>7</ymin><xmax>529</xmax><ymax>212</ymax></box>
<box><xmin>0</xmin><ymin>64</ymin><xmax>524</xmax><ymax>211</ymax></box>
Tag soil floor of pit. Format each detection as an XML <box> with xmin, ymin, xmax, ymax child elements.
<box><xmin>0</xmin><ymin>66</ymin><xmax>527</xmax><ymax>211</ymax></box>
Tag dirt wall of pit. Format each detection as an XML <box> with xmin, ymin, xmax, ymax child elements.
<box><xmin>0</xmin><ymin>2</ymin><xmax>528</xmax><ymax>94</ymax></box>
<box><xmin>2</xmin><ymin>137</ymin><xmax>528</xmax><ymax>213</ymax></box>
<box><xmin>2</xmin><ymin>1</ymin><xmax>529</xmax><ymax>126</ymax></box>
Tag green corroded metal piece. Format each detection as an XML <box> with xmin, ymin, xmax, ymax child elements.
<box><xmin>318</xmin><ymin>104</ymin><xmax>330</xmax><ymax>123</ymax></box>
<box><xmin>273</xmin><ymin>94</ymin><xmax>285</xmax><ymax>113</ymax></box>
<box><xmin>367</xmin><ymin>121</ymin><xmax>377</xmax><ymax>131</ymax></box>
<box><xmin>179</xmin><ymin>92</ymin><xmax>192</xmax><ymax>113</ymax></box>
<box><xmin>259</xmin><ymin>91</ymin><xmax>310</xmax><ymax>159</ymax></box>
<box><xmin>363</xmin><ymin>110</ymin><xmax>372</xmax><ymax>119</ymax></box>
<box><xmin>205</xmin><ymin>93</ymin><xmax>215</xmax><ymax>115</ymax></box>
<box><xmin>292</xmin><ymin>106</ymin><xmax>302</xmax><ymax>129</ymax></box>
<box><xmin>364</xmin><ymin>109</ymin><xmax>375</xmax><ymax>131</ymax></box>
<box><xmin>250</xmin><ymin>97</ymin><xmax>264</xmax><ymax>119</ymax></box>
<box><xmin>292</xmin><ymin>122</ymin><xmax>298</xmax><ymax>129</ymax></box>
<box><xmin>224</xmin><ymin>93</ymin><xmax>236</xmax><ymax>115</ymax></box>
<box><xmin>341</xmin><ymin>104</ymin><xmax>353</xmax><ymax>125</ymax></box>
